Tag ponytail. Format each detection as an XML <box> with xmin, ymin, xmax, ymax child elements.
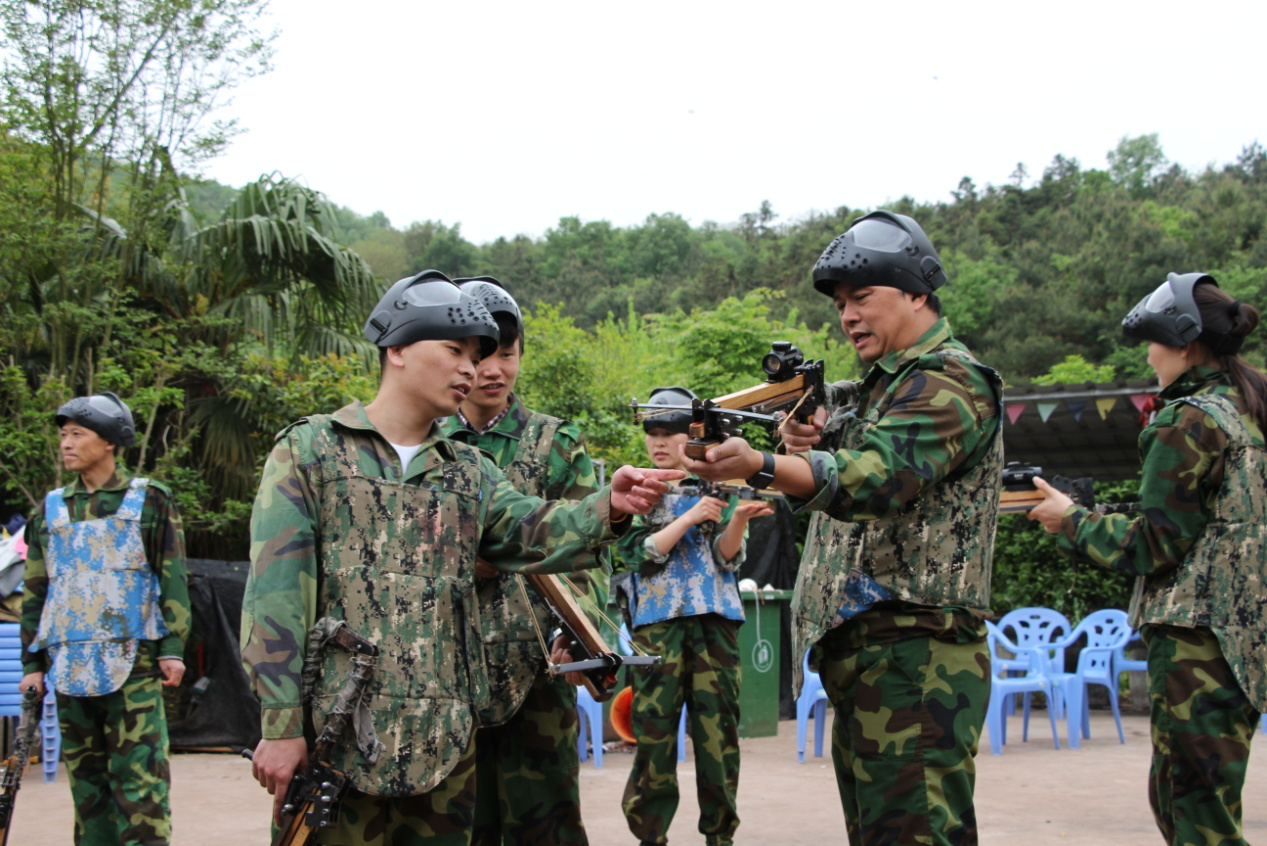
<box><xmin>1194</xmin><ymin>283</ymin><xmax>1267</xmax><ymax>432</ymax></box>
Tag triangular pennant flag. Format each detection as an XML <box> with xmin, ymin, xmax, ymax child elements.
<box><xmin>1006</xmin><ymin>403</ymin><xmax>1027</xmax><ymax>424</ymax></box>
<box><xmin>1068</xmin><ymin>400</ymin><xmax>1087</xmax><ymax>422</ymax></box>
<box><xmin>1096</xmin><ymin>397</ymin><xmax>1118</xmax><ymax>419</ymax></box>
<box><xmin>1037</xmin><ymin>402</ymin><xmax>1059</xmax><ymax>422</ymax></box>
<box><xmin>1130</xmin><ymin>393</ymin><xmax>1153</xmax><ymax>413</ymax></box>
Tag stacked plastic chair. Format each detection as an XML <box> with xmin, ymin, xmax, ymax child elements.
<box><xmin>984</xmin><ymin>620</ymin><xmax>1074</xmax><ymax>754</ymax></box>
<box><xmin>41</xmin><ymin>686</ymin><xmax>59</xmax><ymax>782</ymax></box>
<box><xmin>1047</xmin><ymin>609</ymin><xmax>1132</xmax><ymax>744</ymax></box>
<box><xmin>795</xmin><ymin>649</ymin><xmax>828</xmax><ymax>762</ymax></box>
<box><xmin>995</xmin><ymin>607</ymin><xmax>1073</xmax><ymax>717</ymax></box>
<box><xmin>618</xmin><ymin>624</ymin><xmax>686</xmax><ymax>761</ymax></box>
<box><xmin>0</xmin><ymin>622</ymin><xmax>60</xmax><ymax>782</ymax></box>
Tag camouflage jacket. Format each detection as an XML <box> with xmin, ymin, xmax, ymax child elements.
<box><xmin>21</xmin><ymin>469</ymin><xmax>191</xmax><ymax>678</ymax></box>
<box><xmin>440</xmin><ymin>394</ymin><xmax>610</xmax><ymax>725</ymax></box>
<box><xmin>240</xmin><ymin>402</ymin><xmax>618</xmax><ymax>796</ymax></box>
<box><xmin>1058</xmin><ymin>367</ymin><xmax>1267</xmax><ymax>709</ymax></box>
<box><xmin>615</xmin><ymin>478</ymin><xmax>746</xmax><ymax>628</ymax></box>
<box><xmin>790</xmin><ymin>319</ymin><xmax>1003</xmax><ymax>693</ymax></box>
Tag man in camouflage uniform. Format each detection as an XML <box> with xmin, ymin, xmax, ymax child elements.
<box><xmin>1030</xmin><ymin>272</ymin><xmax>1264</xmax><ymax>846</ymax></box>
<box><xmin>682</xmin><ymin>211</ymin><xmax>1003</xmax><ymax>846</ymax></box>
<box><xmin>440</xmin><ymin>276</ymin><xmax>607</xmax><ymax>846</ymax></box>
<box><xmin>242</xmin><ymin>270</ymin><xmax>679</xmax><ymax>846</ymax></box>
<box><xmin>20</xmin><ymin>392</ymin><xmax>191</xmax><ymax>846</ymax></box>
<box><xmin>616</xmin><ymin>386</ymin><xmax>771</xmax><ymax>846</ymax></box>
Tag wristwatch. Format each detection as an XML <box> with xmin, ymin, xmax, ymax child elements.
<box><xmin>745</xmin><ymin>451</ymin><xmax>776</xmax><ymax>489</ymax></box>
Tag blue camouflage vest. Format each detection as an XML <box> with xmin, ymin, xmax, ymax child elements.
<box><xmin>630</xmin><ymin>489</ymin><xmax>745</xmax><ymax>628</ymax></box>
<box><xmin>34</xmin><ymin>478</ymin><xmax>167</xmax><ymax>696</ymax></box>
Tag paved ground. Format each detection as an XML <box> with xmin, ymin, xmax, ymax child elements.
<box><xmin>7</xmin><ymin>711</ymin><xmax>1265</xmax><ymax>844</ymax></box>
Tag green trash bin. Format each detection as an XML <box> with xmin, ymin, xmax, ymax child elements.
<box><xmin>737</xmin><ymin>589</ymin><xmax>789</xmax><ymax>738</ymax></box>
<box><xmin>599</xmin><ymin>592</ymin><xmax>788</xmax><ymax>740</ymax></box>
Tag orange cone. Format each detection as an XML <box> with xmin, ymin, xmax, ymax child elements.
<box><xmin>610</xmin><ymin>685</ymin><xmax>637</xmax><ymax>744</ymax></box>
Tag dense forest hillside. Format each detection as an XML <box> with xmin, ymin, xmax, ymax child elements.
<box><xmin>182</xmin><ymin>135</ymin><xmax>1267</xmax><ymax>384</ymax></box>
<box><xmin>2</xmin><ymin>0</ymin><xmax>1259</xmax><ymax>614</ymax></box>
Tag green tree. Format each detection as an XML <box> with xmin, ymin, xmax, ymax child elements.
<box><xmin>1107</xmin><ymin>134</ymin><xmax>1169</xmax><ymax>198</ymax></box>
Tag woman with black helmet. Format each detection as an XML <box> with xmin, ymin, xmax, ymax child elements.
<box><xmin>1029</xmin><ymin>272</ymin><xmax>1266</xmax><ymax>846</ymax></box>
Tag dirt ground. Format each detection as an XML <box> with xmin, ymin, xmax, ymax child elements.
<box><xmin>7</xmin><ymin>711</ymin><xmax>1265</xmax><ymax>845</ymax></box>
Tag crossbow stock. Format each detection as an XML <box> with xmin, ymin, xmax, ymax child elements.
<box><xmin>526</xmin><ymin>573</ymin><xmax>660</xmax><ymax>702</ymax></box>
<box><xmin>1000</xmin><ymin>462</ymin><xmax>1139</xmax><ymax>515</ymax></box>
<box><xmin>632</xmin><ymin>341</ymin><xmax>826</xmax><ymax>460</ymax></box>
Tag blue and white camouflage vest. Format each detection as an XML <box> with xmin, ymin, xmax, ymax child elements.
<box><xmin>630</xmin><ymin>489</ymin><xmax>745</xmax><ymax>628</ymax></box>
<box><xmin>34</xmin><ymin>478</ymin><xmax>167</xmax><ymax>696</ymax></box>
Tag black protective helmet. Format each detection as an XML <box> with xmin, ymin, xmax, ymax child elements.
<box><xmin>363</xmin><ymin>269</ymin><xmax>501</xmax><ymax>359</ymax></box>
<box><xmin>812</xmin><ymin>210</ymin><xmax>947</xmax><ymax>297</ymax></box>
<box><xmin>1121</xmin><ymin>272</ymin><xmax>1240</xmax><ymax>353</ymax></box>
<box><xmin>454</xmin><ymin>276</ymin><xmax>523</xmax><ymax>351</ymax></box>
<box><xmin>54</xmin><ymin>392</ymin><xmax>136</xmax><ymax>447</ymax></box>
<box><xmin>642</xmin><ymin>386</ymin><xmax>698</xmax><ymax>435</ymax></box>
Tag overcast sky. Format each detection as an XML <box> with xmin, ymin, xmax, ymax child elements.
<box><xmin>201</xmin><ymin>0</ymin><xmax>1266</xmax><ymax>245</ymax></box>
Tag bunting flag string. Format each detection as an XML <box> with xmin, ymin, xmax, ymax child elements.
<box><xmin>1096</xmin><ymin>397</ymin><xmax>1119</xmax><ymax>420</ymax></box>
<box><xmin>1130</xmin><ymin>393</ymin><xmax>1155</xmax><ymax>413</ymax></box>
<box><xmin>1006</xmin><ymin>403</ymin><xmax>1027</xmax><ymax>424</ymax></box>
<box><xmin>1067</xmin><ymin>400</ymin><xmax>1087</xmax><ymax>422</ymax></box>
<box><xmin>1037</xmin><ymin>402</ymin><xmax>1059</xmax><ymax>422</ymax></box>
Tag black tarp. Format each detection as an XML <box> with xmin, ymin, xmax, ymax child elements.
<box><xmin>168</xmin><ymin>559</ymin><xmax>261</xmax><ymax>751</ymax></box>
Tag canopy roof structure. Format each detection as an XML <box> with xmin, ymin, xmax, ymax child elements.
<box><xmin>1001</xmin><ymin>380</ymin><xmax>1160</xmax><ymax>482</ymax></box>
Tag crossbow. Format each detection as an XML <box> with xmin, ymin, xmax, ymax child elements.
<box><xmin>632</xmin><ymin>341</ymin><xmax>826</xmax><ymax>460</ymax></box>
<box><xmin>0</xmin><ymin>687</ymin><xmax>41</xmax><ymax>846</ymax></box>
<box><xmin>526</xmin><ymin>573</ymin><xmax>660</xmax><ymax>702</ymax></box>
<box><xmin>1000</xmin><ymin>462</ymin><xmax>1138</xmax><ymax>515</ymax></box>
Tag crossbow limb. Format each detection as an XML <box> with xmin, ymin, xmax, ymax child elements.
<box><xmin>632</xmin><ymin>341</ymin><xmax>826</xmax><ymax>460</ymax></box>
<box><xmin>524</xmin><ymin>573</ymin><xmax>660</xmax><ymax>702</ymax></box>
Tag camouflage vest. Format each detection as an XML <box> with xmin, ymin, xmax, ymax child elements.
<box><xmin>792</xmin><ymin>348</ymin><xmax>1002</xmax><ymax>687</ymax></box>
<box><xmin>35</xmin><ymin>478</ymin><xmax>166</xmax><ymax>696</ymax></box>
<box><xmin>1133</xmin><ymin>392</ymin><xmax>1267</xmax><ymax>710</ymax></box>
<box><xmin>306</xmin><ymin>415</ymin><xmax>488</xmax><ymax>797</ymax></box>
<box><xmin>629</xmin><ymin>488</ymin><xmax>745</xmax><ymax>628</ymax></box>
<box><xmin>476</xmin><ymin>412</ymin><xmax>561</xmax><ymax>726</ymax></box>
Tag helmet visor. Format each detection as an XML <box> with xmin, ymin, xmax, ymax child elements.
<box><xmin>848</xmin><ymin>219</ymin><xmax>911</xmax><ymax>252</ymax></box>
<box><xmin>400</xmin><ymin>279</ymin><xmax>457</xmax><ymax>307</ymax></box>
<box><xmin>1143</xmin><ymin>283</ymin><xmax>1177</xmax><ymax>314</ymax></box>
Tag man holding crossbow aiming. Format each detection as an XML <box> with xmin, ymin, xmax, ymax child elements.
<box><xmin>680</xmin><ymin>211</ymin><xmax>1004</xmax><ymax>846</ymax></box>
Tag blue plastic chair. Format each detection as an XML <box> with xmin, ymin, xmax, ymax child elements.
<box><xmin>795</xmin><ymin>649</ymin><xmax>828</xmax><ymax>762</ymax></box>
<box><xmin>619</xmin><ymin>624</ymin><xmax>686</xmax><ymax>761</ymax></box>
<box><xmin>41</xmin><ymin>687</ymin><xmax>59</xmax><ymax>782</ymax></box>
<box><xmin>576</xmin><ymin>684</ymin><xmax>604</xmax><ymax>768</ymax></box>
<box><xmin>995</xmin><ymin>607</ymin><xmax>1073</xmax><ymax>717</ymax></box>
<box><xmin>0</xmin><ymin>624</ymin><xmax>26</xmax><ymax>717</ymax></box>
<box><xmin>1113</xmin><ymin>629</ymin><xmax>1148</xmax><ymax>682</ymax></box>
<box><xmin>1048</xmin><ymin>609</ymin><xmax>1131</xmax><ymax>744</ymax></box>
<box><xmin>985</xmin><ymin>621</ymin><xmax>1074</xmax><ymax>754</ymax></box>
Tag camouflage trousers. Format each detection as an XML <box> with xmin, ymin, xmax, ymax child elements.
<box><xmin>57</xmin><ymin>674</ymin><xmax>171</xmax><ymax>846</ymax></box>
<box><xmin>315</xmin><ymin>739</ymin><xmax>477</xmax><ymax>845</ymax></box>
<box><xmin>471</xmin><ymin>670</ymin><xmax>587</xmax><ymax>846</ymax></box>
<box><xmin>1142</xmin><ymin>624</ymin><xmax>1261</xmax><ymax>846</ymax></box>
<box><xmin>815</xmin><ymin>626</ymin><xmax>989</xmax><ymax>846</ymax></box>
<box><xmin>622</xmin><ymin>614</ymin><xmax>741</xmax><ymax>846</ymax></box>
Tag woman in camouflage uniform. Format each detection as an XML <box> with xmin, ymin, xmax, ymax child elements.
<box><xmin>617</xmin><ymin>387</ymin><xmax>772</xmax><ymax>846</ymax></box>
<box><xmin>1030</xmin><ymin>272</ymin><xmax>1265</xmax><ymax>846</ymax></box>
